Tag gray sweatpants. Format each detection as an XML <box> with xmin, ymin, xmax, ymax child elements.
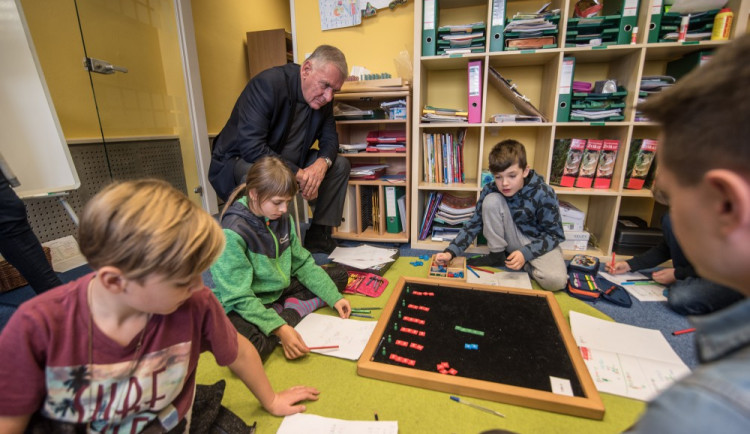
<box><xmin>481</xmin><ymin>193</ymin><xmax>568</xmax><ymax>291</ymax></box>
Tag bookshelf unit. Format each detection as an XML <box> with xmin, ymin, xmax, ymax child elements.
<box><xmin>411</xmin><ymin>0</ymin><xmax>749</xmax><ymax>257</ymax></box>
<box><xmin>333</xmin><ymin>88</ymin><xmax>411</xmax><ymax>243</ymax></box>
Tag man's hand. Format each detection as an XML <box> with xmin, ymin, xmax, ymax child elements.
<box><xmin>505</xmin><ymin>251</ymin><xmax>526</xmax><ymax>270</ymax></box>
<box><xmin>652</xmin><ymin>268</ymin><xmax>677</xmax><ymax>285</ymax></box>
<box><xmin>296</xmin><ymin>159</ymin><xmax>328</xmax><ymax>201</ymax></box>
<box><xmin>274</xmin><ymin>324</ymin><xmax>309</xmax><ymax>359</ymax></box>
<box><xmin>264</xmin><ymin>386</ymin><xmax>320</xmax><ymax>416</ymax></box>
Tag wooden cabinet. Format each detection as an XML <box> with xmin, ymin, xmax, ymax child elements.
<box><xmin>410</xmin><ymin>0</ymin><xmax>749</xmax><ymax>256</ymax></box>
<box><xmin>333</xmin><ymin>88</ymin><xmax>411</xmax><ymax>243</ymax></box>
<box><xmin>246</xmin><ymin>29</ymin><xmax>293</xmax><ymax>79</ymax></box>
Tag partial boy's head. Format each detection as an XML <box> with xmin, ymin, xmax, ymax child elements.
<box><xmin>79</xmin><ymin>179</ymin><xmax>225</xmax><ymax>283</ymax></box>
<box><xmin>489</xmin><ymin>140</ymin><xmax>530</xmax><ymax>197</ymax></box>
<box><xmin>489</xmin><ymin>139</ymin><xmax>528</xmax><ymax>174</ymax></box>
<box><xmin>641</xmin><ymin>35</ymin><xmax>750</xmax><ymax>294</ymax></box>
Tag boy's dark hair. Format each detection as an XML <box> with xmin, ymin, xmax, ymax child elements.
<box><xmin>639</xmin><ymin>34</ymin><xmax>750</xmax><ymax>186</ymax></box>
<box><xmin>489</xmin><ymin>139</ymin><xmax>528</xmax><ymax>174</ymax></box>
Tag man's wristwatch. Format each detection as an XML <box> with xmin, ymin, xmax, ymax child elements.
<box><xmin>322</xmin><ymin>157</ymin><xmax>332</xmax><ymax>169</ymax></box>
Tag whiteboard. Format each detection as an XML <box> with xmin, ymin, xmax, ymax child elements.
<box><xmin>0</xmin><ymin>0</ymin><xmax>80</xmax><ymax>198</ymax></box>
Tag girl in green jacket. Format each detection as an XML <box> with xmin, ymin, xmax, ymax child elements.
<box><xmin>211</xmin><ymin>156</ymin><xmax>351</xmax><ymax>360</ymax></box>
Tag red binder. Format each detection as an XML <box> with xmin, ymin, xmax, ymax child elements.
<box><xmin>467</xmin><ymin>60</ymin><xmax>482</xmax><ymax>123</ymax></box>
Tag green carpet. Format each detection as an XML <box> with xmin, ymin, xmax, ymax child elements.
<box><xmin>197</xmin><ymin>257</ymin><xmax>646</xmax><ymax>433</ymax></box>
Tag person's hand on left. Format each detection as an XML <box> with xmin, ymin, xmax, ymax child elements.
<box><xmin>299</xmin><ymin>159</ymin><xmax>328</xmax><ymax>200</ymax></box>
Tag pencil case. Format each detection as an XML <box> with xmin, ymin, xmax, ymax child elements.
<box><xmin>568</xmin><ymin>254</ymin><xmax>600</xmax><ymax>274</ymax></box>
<box><xmin>344</xmin><ymin>271</ymin><xmax>388</xmax><ymax>297</ymax></box>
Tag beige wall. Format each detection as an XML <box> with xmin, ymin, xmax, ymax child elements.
<box><xmin>293</xmin><ymin>2</ymin><xmax>414</xmax><ymax>78</ymax></box>
<box><xmin>192</xmin><ymin>0</ymin><xmax>291</xmax><ymax>133</ymax></box>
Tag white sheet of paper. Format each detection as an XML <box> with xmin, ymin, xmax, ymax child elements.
<box><xmin>277</xmin><ymin>413</ymin><xmax>398</xmax><ymax>434</ymax></box>
<box><xmin>569</xmin><ymin>311</ymin><xmax>691</xmax><ymax>401</ymax></box>
<box><xmin>294</xmin><ymin>313</ymin><xmax>377</xmax><ymax>360</ymax></box>
<box><xmin>328</xmin><ymin>245</ymin><xmax>397</xmax><ymax>269</ymax></box>
<box><xmin>599</xmin><ymin>271</ymin><xmax>667</xmax><ymax>302</ymax></box>
<box><xmin>467</xmin><ymin>268</ymin><xmax>533</xmax><ymax>290</ymax></box>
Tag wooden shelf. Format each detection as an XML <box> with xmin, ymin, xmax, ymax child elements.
<box><xmin>410</xmin><ymin>0</ymin><xmax>749</xmax><ymax>256</ymax></box>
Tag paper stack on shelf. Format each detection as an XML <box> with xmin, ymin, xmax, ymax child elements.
<box><xmin>503</xmin><ymin>5</ymin><xmax>560</xmax><ymax>50</ymax></box>
<box><xmin>421</xmin><ymin>106</ymin><xmax>468</xmax><ymax>123</ymax></box>
<box><xmin>366</xmin><ymin>130</ymin><xmax>406</xmax><ymax>153</ymax></box>
<box><xmin>437</xmin><ymin>22</ymin><xmax>486</xmax><ymax>55</ymax></box>
<box><xmin>565</xmin><ymin>14</ymin><xmax>621</xmax><ymax>47</ymax></box>
<box><xmin>350</xmin><ymin>164</ymin><xmax>388</xmax><ymax>179</ymax></box>
<box><xmin>658</xmin><ymin>9</ymin><xmax>718</xmax><ymax>42</ymax></box>
<box><xmin>338</xmin><ymin>143</ymin><xmax>368</xmax><ymax>153</ymax></box>
<box><xmin>635</xmin><ymin>75</ymin><xmax>675</xmax><ymax>122</ymax></box>
<box><xmin>430</xmin><ymin>193</ymin><xmax>475</xmax><ymax>242</ymax></box>
<box><xmin>559</xmin><ymin>200</ymin><xmax>585</xmax><ymax>232</ymax></box>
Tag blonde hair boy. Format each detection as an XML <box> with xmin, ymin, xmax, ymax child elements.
<box><xmin>0</xmin><ymin>179</ymin><xmax>319</xmax><ymax>433</ymax></box>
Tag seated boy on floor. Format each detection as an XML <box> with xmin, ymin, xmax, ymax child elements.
<box><xmin>436</xmin><ymin>139</ymin><xmax>568</xmax><ymax>291</ymax></box>
<box><xmin>0</xmin><ymin>179</ymin><xmax>319</xmax><ymax>433</ymax></box>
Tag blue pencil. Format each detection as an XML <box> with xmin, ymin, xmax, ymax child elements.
<box><xmin>350</xmin><ymin>313</ymin><xmax>374</xmax><ymax>319</ymax></box>
<box><xmin>466</xmin><ymin>265</ymin><xmax>480</xmax><ymax>278</ymax></box>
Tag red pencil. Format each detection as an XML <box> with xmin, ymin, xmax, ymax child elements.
<box><xmin>467</xmin><ymin>265</ymin><xmax>495</xmax><ymax>274</ymax></box>
<box><xmin>610</xmin><ymin>252</ymin><xmax>616</xmax><ymax>271</ymax></box>
<box><xmin>308</xmin><ymin>345</ymin><xmax>339</xmax><ymax>350</ymax></box>
<box><xmin>672</xmin><ymin>328</ymin><xmax>696</xmax><ymax>336</ymax></box>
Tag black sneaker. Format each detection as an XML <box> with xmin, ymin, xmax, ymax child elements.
<box><xmin>467</xmin><ymin>251</ymin><xmax>506</xmax><ymax>267</ymax></box>
<box><xmin>304</xmin><ymin>230</ymin><xmax>338</xmax><ymax>254</ymax></box>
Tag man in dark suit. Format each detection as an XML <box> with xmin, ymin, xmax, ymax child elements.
<box><xmin>209</xmin><ymin>45</ymin><xmax>349</xmax><ymax>254</ymax></box>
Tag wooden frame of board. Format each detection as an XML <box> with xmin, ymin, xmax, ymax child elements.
<box><xmin>357</xmin><ymin>277</ymin><xmax>605</xmax><ymax>420</ymax></box>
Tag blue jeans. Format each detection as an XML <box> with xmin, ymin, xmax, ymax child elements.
<box><xmin>666</xmin><ymin>276</ymin><xmax>743</xmax><ymax>316</ymax></box>
<box><xmin>0</xmin><ymin>176</ymin><xmax>61</xmax><ymax>294</ymax></box>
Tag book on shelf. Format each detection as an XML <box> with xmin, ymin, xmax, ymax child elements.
<box><xmin>574</xmin><ymin>139</ymin><xmax>603</xmax><ymax>189</ymax></box>
<box><xmin>559</xmin><ymin>138</ymin><xmax>587</xmax><ymax>187</ymax></box>
<box><xmin>624</xmin><ymin>139</ymin><xmax>658</xmax><ymax>190</ymax></box>
<box><xmin>593</xmin><ymin>139</ymin><xmax>619</xmax><ymax>189</ymax></box>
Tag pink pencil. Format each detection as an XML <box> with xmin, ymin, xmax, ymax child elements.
<box><xmin>309</xmin><ymin>345</ymin><xmax>339</xmax><ymax>350</ymax></box>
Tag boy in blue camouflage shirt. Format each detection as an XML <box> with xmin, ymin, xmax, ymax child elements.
<box><xmin>436</xmin><ymin>140</ymin><xmax>567</xmax><ymax>291</ymax></box>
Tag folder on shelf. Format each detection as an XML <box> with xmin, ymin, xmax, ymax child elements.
<box><xmin>602</xmin><ymin>0</ymin><xmax>640</xmax><ymax>45</ymax></box>
<box><xmin>647</xmin><ymin>0</ymin><xmax>663</xmax><ymax>43</ymax></box>
<box><xmin>487</xmin><ymin>66</ymin><xmax>547</xmax><ymax>121</ymax></box>
<box><xmin>557</xmin><ymin>57</ymin><xmax>575</xmax><ymax>122</ymax></box>
<box><xmin>467</xmin><ymin>60</ymin><xmax>482</xmax><ymax>123</ymax></box>
<box><xmin>489</xmin><ymin>0</ymin><xmax>506</xmax><ymax>52</ymax></box>
<box><xmin>385</xmin><ymin>186</ymin><xmax>405</xmax><ymax>233</ymax></box>
<box><xmin>339</xmin><ymin>185</ymin><xmax>357</xmax><ymax>233</ymax></box>
<box><xmin>422</xmin><ymin>0</ymin><xmax>438</xmax><ymax>56</ymax></box>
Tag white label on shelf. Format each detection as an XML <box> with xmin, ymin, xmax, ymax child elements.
<box><xmin>624</xmin><ymin>0</ymin><xmax>638</xmax><ymax>17</ymax></box>
<box><xmin>559</xmin><ymin>59</ymin><xmax>574</xmax><ymax>95</ymax></box>
<box><xmin>492</xmin><ymin>0</ymin><xmax>506</xmax><ymax>27</ymax></box>
<box><xmin>424</xmin><ymin>0</ymin><xmax>436</xmax><ymax>30</ymax></box>
<box><xmin>469</xmin><ymin>64</ymin><xmax>481</xmax><ymax>96</ymax></box>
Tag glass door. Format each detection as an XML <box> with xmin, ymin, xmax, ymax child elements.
<box><xmin>74</xmin><ymin>0</ymin><xmax>202</xmax><ymax>204</ymax></box>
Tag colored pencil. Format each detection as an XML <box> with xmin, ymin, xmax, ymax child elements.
<box><xmin>350</xmin><ymin>313</ymin><xmax>374</xmax><ymax>319</ymax></box>
<box><xmin>672</xmin><ymin>327</ymin><xmax>696</xmax><ymax>336</ymax></box>
<box><xmin>308</xmin><ymin>345</ymin><xmax>339</xmax><ymax>350</ymax></box>
<box><xmin>355</xmin><ymin>307</ymin><xmax>382</xmax><ymax>310</ymax></box>
<box><xmin>622</xmin><ymin>281</ymin><xmax>657</xmax><ymax>286</ymax></box>
<box><xmin>467</xmin><ymin>265</ymin><xmax>495</xmax><ymax>274</ymax></box>
<box><xmin>450</xmin><ymin>396</ymin><xmax>505</xmax><ymax>418</ymax></box>
<box><xmin>610</xmin><ymin>252</ymin><xmax>616</xmax><ymax>271</ymax></box>
<box><xmin>466</xmin><ymin>265</ymin><xmax>480</xmax><ymax>278</ymax></box>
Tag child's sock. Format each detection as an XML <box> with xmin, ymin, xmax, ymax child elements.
<box><xmin>271</xmin><ymin>303</ymin><xmax>283</xmax><ymax>314</ymax></box>
<box><xmin>468</xmin><ymin>251</ymin><xmax>506</xmax><ymax>267</ymax></box>
<box><xmin>283</xmin><ymin>297</ymin><xmax>325</xmax><ymax>318</ymax></box>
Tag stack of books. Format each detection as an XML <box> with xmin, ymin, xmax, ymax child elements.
<box><xmin>565</xmin><ymin>15</ymin><xmax>620</xmax><ymax>47</ymax></box>
<box><xmin>504</xmin><ymin>7</ymin><xmax>560</xmax><ymax>50</ymax></box>
<box><xmin>421</xmin><ymin>129</ymin><xmax>465</xmax><ymax>184</ymax></box>
<box><xmin>437</xmin><ymin>22</ymin><xmax>485</xmax><ymax>55</ymax></box>
<box><xmin>418</xmin><ymin>192</ymin><xmax>476</xmax><ymax>241</ymax></box>
<box><xmin>570</xmin><ymin>82</ymin><xmax>628</xmax><ymax>122</ymax></box>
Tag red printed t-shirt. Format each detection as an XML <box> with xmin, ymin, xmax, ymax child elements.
<box><xmin>0</xmin><ymin>272</ymin><xmax>239</xmax><ymax>432</ymax></box>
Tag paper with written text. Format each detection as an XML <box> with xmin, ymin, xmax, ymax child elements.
<box><xmin>467</xmin><ymin>268</ymin><xmax>533</xmax><ymax>290</ymax></box>
<box><xmin>294</xmin><ymin>313</ymin><xmax>377</xmax><ymax>360</ymax></box>
<box><xmin>277</xmin><ymin>413</ymin><xmax>397</xmax><ymax>434</ymax></box>
<box><xmin>570</xmin><ymin>311</ymin><xmax>690</xmax><ymax>401</ymax></box>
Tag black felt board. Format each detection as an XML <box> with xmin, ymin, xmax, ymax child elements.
<box><xmin>370</xmin><ymin>282</ymin><xmax>585</xmax><ymax>397</ymax></box>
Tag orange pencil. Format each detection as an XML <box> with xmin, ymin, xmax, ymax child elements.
<box><xmin>308</xmin><ymin>345</ymin><xmax>339</xmax><ymax>350</ymax></box>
